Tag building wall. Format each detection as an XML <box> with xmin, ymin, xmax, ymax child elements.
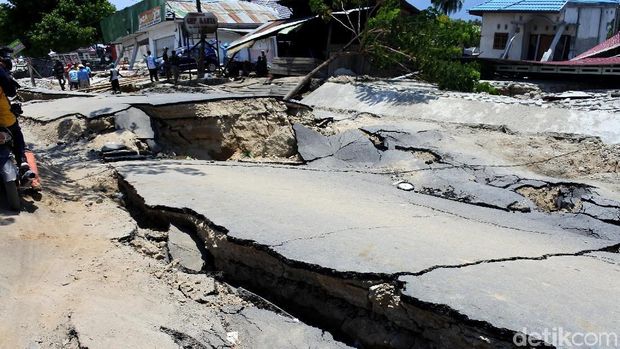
<box><xmin>567</xmin><ymin>5</ymin><xmax>618</xmax><ymax>55</ymax></box>
<box><xmin>479</xmin><ymin>5</ymin><xmax>619</xmax><ymax>61</ymax></box>
<box><xmin>117</xmin><ymin>20</ymin><xmax>253</xmax><ymax>67</ymax></box>
<box><xmin>479</xmin><ymin>13</ymin><xmax>517</xmax><ymax>59</ymax></box>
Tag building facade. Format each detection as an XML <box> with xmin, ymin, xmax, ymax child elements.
<box><xmin>100</xmin><ymin>0</ymin><xmax>289</xmax><ymax>68</ymax></box>
<box><xmin>470</xmin><ymin>0</ymin><xmax>620</xmax><ymax>61</ymax></box>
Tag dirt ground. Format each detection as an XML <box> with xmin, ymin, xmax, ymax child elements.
<box><xmin>0</xmin><ymin>121</ymin><xmax>286</xmax><ymax>349</ymax></box>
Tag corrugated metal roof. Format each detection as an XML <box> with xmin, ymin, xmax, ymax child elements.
<box><xmin>469</xmin><ymin>0</ymin><xmax>567</xmax><ymax>14</ymax></box>
<box><xmin>166</xmin><ymin>0</ymin><xmax>282</xmax><ymax>25</ymax></box>
<box><xmin>469</xmin><ymin>0</ymin><xmax>619</xmax><ymax>14</ymax></box>
<box><xmin>226</xmin><ymin>16</ymin><xmax>316</xmax><ymax>54</ymax></box>
<box><xmin>573</xmin><ymin>32</ymin><xmax>620</xmax><ymax>60</ymax></box>
<box><xmin>251</xmin><ymin>0</ymin><xmax>292</xmax><ymax>19</ymax></box>
<box><xmin>539</xmin><ymin>56</ymin><xmax>620</xmax><ymax>65</ymax></box>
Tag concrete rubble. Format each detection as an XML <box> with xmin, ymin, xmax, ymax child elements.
<box><xmin>4</xmin><ymin>76</ymin><xmax>620</xmax><ymax>348</ymax></box>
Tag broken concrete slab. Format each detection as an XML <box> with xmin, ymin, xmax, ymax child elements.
<box><xmin>115</xmin><ymin>161</ymin><xmax>619</xmax><ymax>276</ymax></box>
<box><xmin>226</xmin><ymin>307</ymin><xmax>351</xmax><ymax>348</ymax></box>
<box><xmin>115</xmin><ymin>160</ymin><xmax>620</xmax><ymax>348</ymax></box>
<box><xmin>114</xmin><ymin>107</ymin><xmax>155</xmax><ymax>139</ymax></box>
<box><xmin>18</xmin><ymin>87</ymin><xmax>95</xmax><ymax>102</ymax></box>
<box><xmin>167</xmin><ymin>226</ymin><xmax>205</xmax><ymax>273</ymax></box>
<box><xmin>399</xmin><ymin>252</ymin><xmax>620</xmax><ymax>348</ymax></box>
<box><xmin>293</xmin><ymin>124</ymin><xmax>334</xmax><ymax>161</ymax></box>
<box><xmin>303</xmin><ymin>81</ymin><xmax>620</xmax><ymax>144</ymax></box>
<box><xmin>293</xmin><ymin>124</ymin><xmax>380</xmax><ymax>165</ymax></box>
<box><xmin>176</xmin><ymin>272</ymin><xmax>216</xmax><ymax>302</ymax></box>
<box><xmin>21</xmin><ymin>92</ymin><xmax>269</xmax><ymax>122</ymax></box>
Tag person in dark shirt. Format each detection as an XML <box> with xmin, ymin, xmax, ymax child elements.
<box><xmin>162</xmin><ymin>47</ymin><xmax>170</xmax><ymax>81</ymax></box>
<box><xmin>169</xmin><ymin>50</ymin><xmax>180</xmax><ymax>86</ymax></box>
<box><xmin>53</xmin><ymin>60</ymin><xmax>66</xmax><ymax>91</ymax></box>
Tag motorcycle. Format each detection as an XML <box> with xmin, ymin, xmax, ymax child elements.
<box><xmin>0</xmin><ymin>127</ymin><xmax>35</xmax><ymax>211</ymax></box>
<box><xmin>0</xmin><ymin>127</ymin><xmax>20</xmax><ymax>210</ymax></box>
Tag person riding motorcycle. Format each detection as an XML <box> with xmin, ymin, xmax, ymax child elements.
<box><xmin>0</xmin><ymin>58</ymin><xmax>28</xmax><ymax>174</ymax></box>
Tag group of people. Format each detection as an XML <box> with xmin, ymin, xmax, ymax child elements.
<box><xmin>145</xmin><ymin>48</ymin><xmax>180</xmax><ymax>85</ymax></box>
<box><xmin>53</xmin><ymin>60</ymin><xmax>92</xmax><ymax>91</ymax></box>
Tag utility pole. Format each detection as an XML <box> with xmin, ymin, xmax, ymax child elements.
<box><xmin>196</xmin><ymin>0</ymin><xmax>205</xmax><ymax>78</ymax></box>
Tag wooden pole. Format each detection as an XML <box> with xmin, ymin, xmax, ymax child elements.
<box><xmin>196</xmin><ymin>0</ymin><xmax>205</xmax><ymax>78</ymax></box>
<box><xmin>27</xmin><ymin>58</ymin><xmax>36</xmax><ymax>87</ymax></box>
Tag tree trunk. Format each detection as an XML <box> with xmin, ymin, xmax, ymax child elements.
<box><xmin>283</xmin><ymin>51</ymin><xmax>357</xmax><ymax>101</ymax></box>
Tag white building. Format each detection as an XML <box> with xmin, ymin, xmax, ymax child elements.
<box><xmin>469</xmin><ymin>0</ymin><xmax>620</xmax><ymax>61</ymax></box>
<box><xmin>101</xmin><ymin>0</ymin><xmax>289</xmax><ymax>68</ymax></box>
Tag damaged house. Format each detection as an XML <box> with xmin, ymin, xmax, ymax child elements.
<box><xmin>470</xmin><ymin>0</ymin><xmax>620</xmax><ymax>61</ymax></box>
<box><xmin>100</xmin><ymin>0</ymin><xmax>290</xmax><ymax>68</ymax></box>
<box><xmin>226</xmin><ymin>1</ymin><xmax>418</xmax><ymax>76</ymax></box>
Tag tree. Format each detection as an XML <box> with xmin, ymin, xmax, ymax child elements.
<box><xmin>0</xmin><ymin>0</ymin><xmax>115</xmax><ymax>56</ymax></box>
<box><xmin>29</xmin><ymin>0</ymin><xmax>115</xmax><ymax>56</ymax></box>
<box><xmin>0</xmin><ymin>0</ymin><xmax>58</xmax><ymax>50</ymax></box>
<box><xmin>431</xmin><ymin>0</ymin><xmax>463</xmax><ymax>15</ymax></box>
<box><xmin>284</xmin><ymin>0</ymin><xmax>481</xmax><ymax>100</ymax></box>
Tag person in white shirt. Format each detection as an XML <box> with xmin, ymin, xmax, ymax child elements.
<box><xmin>145</xmin><ymin>50</ymin><xmax>159</xmax><ymax>82</ymax></box>
<box><xmin>109</xmin><ymin>64</ymin><xmax>123</xmax><ymax>94</ymax></box>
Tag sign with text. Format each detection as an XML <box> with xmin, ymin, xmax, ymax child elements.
<box><xmin>184</xmin><ymin>12</ymin><xmax>218</xmax><ymax>35</ymax></box>
<box><xmin>8</xmin><ymin>39</ymin><xmax>25</xmax><ymax>55</ymax></box>
<box><xmin>138</xmin><ymin>6</ymin><xmax>162</xmax><ymax>30</ymax></box>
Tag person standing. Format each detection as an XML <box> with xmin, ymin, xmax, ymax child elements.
<box><xmin>68</xmin><ymin>65</ymin><xmax>79</xmax><ymax>90</ymax></box>
<box><xmin>77</xmin><ymin>64</ymin><xmax>89</xmax><ymax>90</ymax></box>
<box><xmin>145</xmin><ymin>50</ymin><xmax>158</xmax><ymax>82</ymax></box>
<box><xmin>53</xmin><ymin>60</ymin><xmax>66</xmax><ymax>90</ymax></box>
<box><xmin>84</xmin><ymin>63</ymin><xmax>92</xmax><ymax>87</ymax></box>
<box><xmin>0</xmin><ymin>58</ymin><xmax>28</xmax><ymax>172</ymax></box>
<box><xmin>162</xmin><ymin>47</ymin><xmax>170</xmax><ymax>81</ymax></box>
<box><xmin>169</xmin><ymin>50</ymin><xmax>180</xmax><ymax>86</ymax></box>
<box><xmin>256</xmin><ymin>50</ymin><xmax>268</xmax><ymax>77</ymax></box>
<box><xmin>109</xmin><ymin>64</ymin><xmax>123</xmax><ymax>94</ymax></box>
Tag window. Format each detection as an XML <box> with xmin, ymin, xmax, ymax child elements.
<box><xmin>493</xmin><ymin>33</ymin><xmax>509</xmax><ymax>50</ymax></box>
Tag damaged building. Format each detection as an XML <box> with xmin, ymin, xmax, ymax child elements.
<box><xmin>100</xmin><ymin>0</ymin><xmax>290</xmax><ymax>68</ymax></box>
<box><xmin>470</xmin><ymin>0</ymin><xmax>620</xmax><ymax>61</ymax></box>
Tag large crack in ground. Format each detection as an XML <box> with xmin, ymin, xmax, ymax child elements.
<box><xmin>116</xmin><ymin>174</ymin><xmax>620</xmax><ymax>349</ymax></box>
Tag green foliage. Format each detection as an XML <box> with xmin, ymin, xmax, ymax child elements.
<box><xmin>0</xmin><ymin>0</ymin><xmax>115</xmax><ymax>56</ymax></box>
<box><xmin>474</xmin><ymin>81</ymin><xmax>499</xmax><ymax>95</ymax></box>
<box><xmin>432</xmin><ymin>0</ymin><xmax>463</xmax><ymax>15</ymax></box>
<box><xmin>425</xmin><ymin>61</ymin><xmax>480</xmax><ymax>91</ymax></box>
<box><xmin>366</xmin><ymin>7</ymin><xmax>482</xmax><ymax>91</ymax></box>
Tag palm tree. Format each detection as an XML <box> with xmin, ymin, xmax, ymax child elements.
<box><xmin>431</xmin><ymin>0</ymin><xmax>463</xmax><ymax>15</ymax></box>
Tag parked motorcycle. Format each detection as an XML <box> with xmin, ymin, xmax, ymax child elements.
<box><xmin>0</xmin><ymin>127</ymin><xmax>35</xmax><ymax>211</ymax></box>
<box><xmin>0</xmin><ymin>127</ymin><xmax>20</xmax><ymax>210</ymax></box>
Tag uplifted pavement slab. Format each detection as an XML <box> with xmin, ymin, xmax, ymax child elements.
<box><xmin>115</xmin><ymin>160</ymin><xmax>620</xmax><ymax>347</ymax></box>
<box><xmin>18</xmin><ymin>87</ymin><xmax>95</xmax><ymax>101</ymax></box>
<box><xmin>167</xmin><ymin>225</ymin><xmax>205</xmax><ymax>273</ymax></box>
<box><xmin>302</xmin><ymin>81</ymin><xmax>620</xmax><ymax>144</ymax></box>
<box><xmin>22</xmin><ymin>92</ymin><xmax>267</xmax><ymax>122</ymax></box>
<box><xmin>114</xmin><ymin>107</ymin><xmax>155</xmax><ymax>139</ymax></box>
<box><xmin>115</xmin><ymin>161</ymin><xmax>618</xmax><ymax>276</ymax></box>
<box><xmin>400</xmin><ymin>251</ymin><xmax>620</xmax><ymax>348</ymax></box>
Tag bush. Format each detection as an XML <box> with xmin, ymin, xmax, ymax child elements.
<box><xmin>474</xmin><ymin>81</ymin><xmax>500</xmax><ymax>95</ymax></box>
<box><xmin>424</xmin><ymin>61</ymin><xmax>480</xmax><ymax>92</ymax></box>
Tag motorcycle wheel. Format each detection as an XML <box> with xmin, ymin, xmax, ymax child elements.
<box><xmin>4</xmin><ymin>180</ymin><xmax>20</xmax><ymax>211</ymax></box>
<box><xmin>207</xmin><ymin>63</ymin><xmax>217</xmax><ymax>72</ymax></box>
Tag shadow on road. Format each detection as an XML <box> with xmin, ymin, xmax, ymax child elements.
<box><xmin>354</xmin><ymin>83</ymin><xmax>438</xmax><ymax>107</ymax></box>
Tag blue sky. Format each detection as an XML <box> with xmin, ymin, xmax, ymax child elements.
<box><xmin>1</xmin><ymin>0</ymin><xmax>482</xmax><ymax>19</ymax></box>
<box><xmin>107</xmin><ymin>0</ymin><xmax>482</xmax><ymax>19</ymax></box>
